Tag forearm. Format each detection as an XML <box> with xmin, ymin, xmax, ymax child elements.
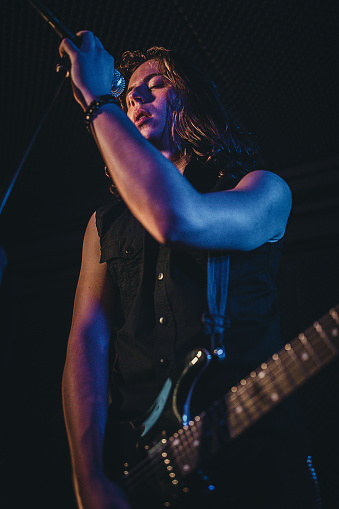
<box><xmin>62</xmin><ymin>311</ymin><xmax>113</xmax><ymax>505</ymax></box>
<box><xmin>91</xmin><ymin>103</ymin><xmax>197</xmax><ymax>244</ymax></box>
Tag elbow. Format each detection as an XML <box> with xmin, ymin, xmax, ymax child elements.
<box><xmin>153</xmin><ymin>211</ymin><xmax>192</xmax><ymax>247</ymax></box>
<box><xmin>153</xmin><ymin>223</ymin><xmax>182</xmax><ymax>246</ymax></box>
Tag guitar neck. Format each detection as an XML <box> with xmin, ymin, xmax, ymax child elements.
<box><xmin>226</xmin><ymin>304</ymin><xmax>339</xmax><ymax>438</ymax></box>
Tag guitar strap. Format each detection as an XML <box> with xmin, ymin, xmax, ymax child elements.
<box><xmin>202</xmin><ymin>253</ymin><xmax>230</xmax><ymax>360</ymax></box>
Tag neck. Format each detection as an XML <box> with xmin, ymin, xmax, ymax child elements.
<box><xmin>163</xmin><ymin>150</ymin><xmax>189</xmax><ymax>175</ymax></box>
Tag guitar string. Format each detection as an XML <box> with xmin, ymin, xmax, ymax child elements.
<box><xmin>122</xmin><ymin>415</ymin><xmax>209</xmax><ymax>494</ymax></box>
<box><xmin>225</xmin><ymin>314</ymin><xmax>339</xmax><ymax>435</ymax></box>
<box><xmin>123</xmin><ymin>405</ymin><xmax>229</xmax><ymax>495</ymax></box>
<box><xmin>121</xmin><ymin>311</ymin><xmax>339</xmax><ymax>493</ymax></box>
<box><xmin>122</xmin><ymin>439</ymin><xmax>176</xmax><ymax>494</ymax></box>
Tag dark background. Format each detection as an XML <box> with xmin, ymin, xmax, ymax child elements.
<box><xmin>1</xmin><ymin>0</ymin><xmax>338</xmax><ymax>507</ymax></box>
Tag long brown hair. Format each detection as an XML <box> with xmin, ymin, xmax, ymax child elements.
<box><xmin>117</xmin><ymin>46</ymin><xmax>259</xmax><ymax>182</ymax></box>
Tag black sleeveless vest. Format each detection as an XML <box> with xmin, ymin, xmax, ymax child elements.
<box><xmin>96</xmin><ymin>162</ymin><xmax>290</xmax><ymax>424</ymax></box>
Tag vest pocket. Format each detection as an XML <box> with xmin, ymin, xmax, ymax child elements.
<box><xmin>101</xmin><ymin>241</ymin><xmax>143</xmax><ymax>315</ymax></box>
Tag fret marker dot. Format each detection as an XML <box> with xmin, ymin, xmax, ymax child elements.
<box><xmin>235</xmin><ymin>406</ymin><xmax>243</xmax><ymax>413</ymax></box>
<box><xmin>183</xmin><ymin>464</ymin><xmax>190</xmax><ymax>472</ymax></box>
<box><xmin>271</xmin><ymin>392</ymin><xmax>279</xmax><ymax>402</ymax></box>
<box><xmin>193</xmin><ymin>440</ymin><xmax>200</xmax><ymax>446</ymax></box>
<box><xmin>258</xmin><ymin>371</ymin><xmax>265</xmax><ymax>379</ymax></box>
<box><xmin>301</xmin><ymin>352</ymin><xmax>309</xmax><ymax>361</ymax></box>
<box><xmin>173</xmin><ymin>439</ymin><xmax>180</xmax><ymax>446</ymax></box>
<box><xmin>332</xmin><ymin>328</ymin><xmax>338</xmax><ymax>337</ymax></box>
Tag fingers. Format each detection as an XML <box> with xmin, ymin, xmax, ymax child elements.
<box><xmin>75</xmin><ymin>30</ymin><xmax>96</xmax><ymax>52</ymax></box>
<box><xmin>59</xmin><ymin>31</ymin><xmax>105</xmax><ymax>59</ymax></box>
<box><xmin>59</xmin><ymin>36</ymin><xmax>78</xmax><ymax>59</ymax></box>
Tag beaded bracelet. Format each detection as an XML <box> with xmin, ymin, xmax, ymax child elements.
<box><xmin>84</xmin><ymin>95</ymin><xmax>119</xmax><ymax>133</ymax></box>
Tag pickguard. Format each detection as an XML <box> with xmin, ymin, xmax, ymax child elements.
<box><xmin>141</xmin><ymin>378</ymin><xmax>173</xmax><ymax>437</ymax></box>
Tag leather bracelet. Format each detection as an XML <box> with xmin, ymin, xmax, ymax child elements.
<box><xmin>84</xmin><ymin>95</ymin><xmax>119</xmax><ymax>133</ymax></box>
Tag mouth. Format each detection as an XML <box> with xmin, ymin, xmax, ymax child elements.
<box><xmin>134</xmin><ymin>111</ymin><xmax>151</xmax><ymax>126</ymax></box>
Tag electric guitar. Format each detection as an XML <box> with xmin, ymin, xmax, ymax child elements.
<box><xmin>114</xmin><ymin>304</ymin><xmax>339</xmax><ymax>508</ymax></box>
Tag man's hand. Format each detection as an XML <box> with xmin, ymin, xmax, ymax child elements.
<box><xmin>59</xmin><ymin>31</ymin><xmax>115</xmax><ymax>109</ymax></box>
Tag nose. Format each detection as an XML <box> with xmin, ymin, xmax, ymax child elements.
<box><xmin>129</xmin><ymin>86</ymin><xmax>145</xmax><ymax>107</ymax></box>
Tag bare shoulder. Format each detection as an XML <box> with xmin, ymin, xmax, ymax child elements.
<box><xmin>71</xmin><ymin>212</ymin><xmax>116</xmax><ymax>326</ymax></box>
<box><xmin>236</xmin><ymin>170</ymin><xmax>291</xmax><ymax>200</ymax></box>
<box><xmin>77</xmin><ymin>211</ymin><xmax>108</xmax><ymax>294</ymax></box>
<box><xmin>225</xmin><ymin>169</ymin><xmax>292</xmax><ymax>248</ymax></box>
<box><xmin>81</xmin><ymin>212</ymin><xmax>102</xmax><ymax>268</ymax></box>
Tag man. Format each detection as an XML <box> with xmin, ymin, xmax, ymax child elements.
<box><xmin>60</xmin><ymin>32</ymin><xmax>319</xmax><ymax>509</ymax></box>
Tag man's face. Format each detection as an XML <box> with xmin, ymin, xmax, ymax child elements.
<box><xmin>126</xmin><ymin>59</ymin><xmax>176</xmax><ymax>154</ymax></box>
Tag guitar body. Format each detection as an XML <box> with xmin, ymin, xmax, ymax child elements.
<box><xmin>109</xmin><ymin>348</ymin><xmax>224</xmax><ymax>508</ymax></box>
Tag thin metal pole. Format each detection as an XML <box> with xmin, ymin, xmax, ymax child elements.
<box><xmin>0</xmin><ymin>74</ymin><xmax>67</xmax><ymax>216</ymax></box>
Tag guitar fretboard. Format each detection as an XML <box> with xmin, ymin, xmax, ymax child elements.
<box><xmin>226</xmin><ymin>304</ymin><xmax>339</xmax><ymax>439</ymax></box>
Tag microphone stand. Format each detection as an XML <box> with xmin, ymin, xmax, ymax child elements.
<box><xmin>0</xmin><ymin>0</ymin><xmax>78</xmax><ymax>217</ymax></box>
<box><xmin>0</xmin><ymin>72</ymin><xmax>67</xmax><ymax>217</ymax></box>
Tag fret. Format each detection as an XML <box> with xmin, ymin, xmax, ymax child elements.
<box><xmin>244</xmin><ymin>363</ymin><xmax>282</xmax><ymax>416</ymax></box>
<box><xmin>175</xmin><ymin>428</ymin><xmax>194</xmax><ymax>468</ymax></box>
<box><xmin>227</xmin><ymin>385</ymin><xmax>254</xmax><ymax>431</ymax></box>
<box><xmin>239</xmin><ymin>377</ymin><xmax>265</xmax><ymax>421</ymax></box>
<box><xmin>226</xmin><ymin>388</ymin><xmax>249</xmax><ymax>438</ymax></box>
<box><xmin>305</xmin><ymin>326</ymin><xmax>335</xmax><ymax>364</ymax></box>
<box><xmin>279</xmin><ymin>343</ymin><xmax>309</xmax><ymax>385</ymax></box>
<box><xmin>317</xmin><ymin>308</ymin><xmax>339</xmax><ymax>351</ymax></box>
<box><xmin>314</xmin><ymin>321</ymin><xmax>337</xmax><ymax>353</ymax></box>
<box><xmin>267</xmin><ymin>352</ymin><xmax>296</xmax><ymax>396</ymax></box>
<box><xmin>190</xmin><ymin>415</ymin><xmax>203</xmax><ymax>450</ymax></box>
<box><xmin>260</xmin><ymin>360</ymin><xmax>285</xmax><ymax>403</ymax></box>
<box><xmin>244</xmin><ymin>370</ymin><xmax>273</xmax><ymax>416</ymax></box>
<box><xmin>234</xmin><ymin>377</ymin><xmax>263</xmax><ymax>422</ymax></box>
<box><xmin>329</xmin><ymin>307</ymin><xmax>339</xmax><ymax>347</ymax></box>
<box><xmin>296</xmin><ymin>333</ymin><xmax>322</xmax><ymax>369</ymax></box>
<box><xmin>291</xmin><ymin>335</ymin><xmax>321</xmax><ymax>375</ymax></box>
<box><xmin>225</xmin><ymin>387</ymin><xmax>246</xmax><ymax>438</ymax></box>
<box><xmin>179</xmin><ymin>424</ymin><xmax>198</xmax><ymax>474</ymax></box>
<box><xmin>170</xmin><ymin>416</ymin><xmax>203</xmax><ymax>476</ymax></box>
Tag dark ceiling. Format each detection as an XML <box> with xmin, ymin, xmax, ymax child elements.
<box><xmin>1</xmin><ymin>0</ymin><xmax>339</xmax><ymax>243</ymax></box>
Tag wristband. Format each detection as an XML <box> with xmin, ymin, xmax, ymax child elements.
<box><xmin>84</xmin><ymin>95</ymin><xmax>119</xmax><ymax>133</ymax></box>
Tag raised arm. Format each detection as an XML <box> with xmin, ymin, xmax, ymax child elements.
<box><xmin>62</xmin><ymin>213</ymin><xmax>131</xmax><ymax>509</ymax></box>
<box><xmin>59</xmin><ymin>32</ymin><xmax>291</xmax><ymax>251</ymax></box>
